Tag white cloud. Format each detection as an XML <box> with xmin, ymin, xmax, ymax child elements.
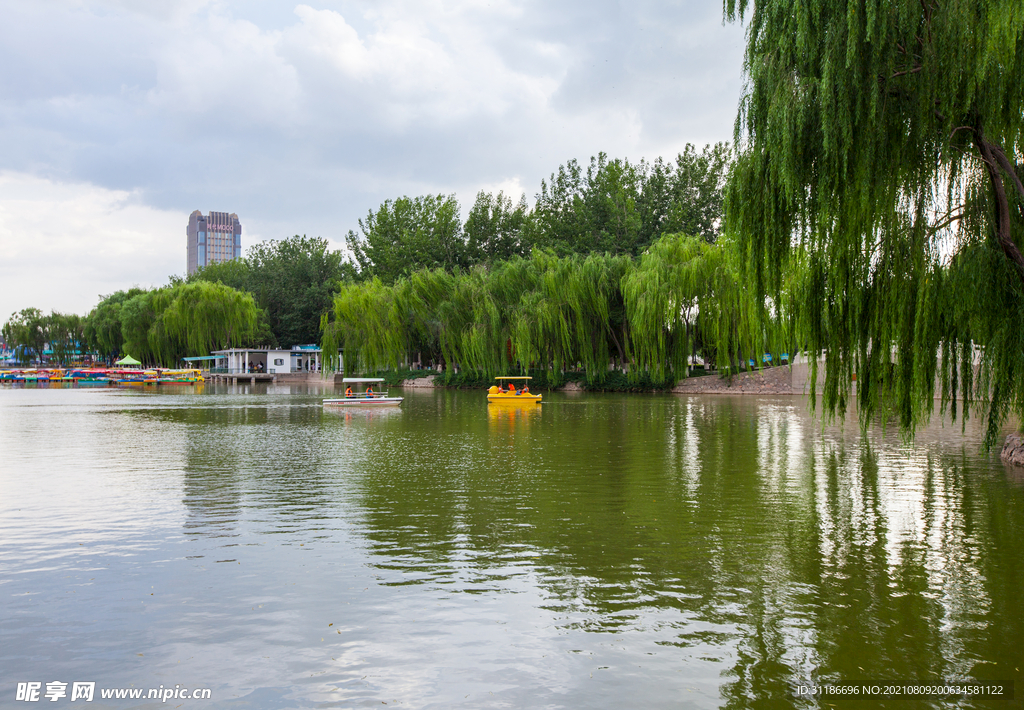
<box><xmin>0</xmin><ymin>172</ymin><xmax>184</xmax><ymax>319</ymax></box>
<box><xmin>141</xmin><ymin>17</ymin><xmax>300</xmax><ymax>135</ymax></box>
<box><xmin>0</xmin><ymin>0</ymin><xmax>747</xmax><ymax>315</ymax></box>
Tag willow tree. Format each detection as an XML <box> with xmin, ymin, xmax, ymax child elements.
<box><xmin>161</xmin><ymin>281</ymin><xmax>260</xmax><ymax>360</ymax></box>
<box><xmin>322</xmin><ymin>277</ymin><xmax>410</xmax><ymax>374</ymax></box>
<box><xmin>46</xmin><ymin>312</ymin><xmax>84</xmax><ymax>366</ymax></box>
<box><xmin>2</xmin><ymin>308</ymin><xmax>47</xmax><ymax>364</ymax></box>
<box><xmin>623</xmin><ymin>234</ymin><xmax>791</xmax><ymax>384</ymax></box>
<box><xmin>111</xmin><ymin>282</ymin><xmax>261</xmax><ymax>367</ymax></box>
<box><xmin>624</xmin><ymin>235</ymin><xmax>730</xmax><ymax>382</ymax></box>
<box><xmin>503</xmin><ymin>251</ymin><xmax>631</xmax><ymax>383</ymax></box>
<box><xmin>725</xmin><ymin>0</ymin><xmax>1024</xmax><ymax>443</ymax></box>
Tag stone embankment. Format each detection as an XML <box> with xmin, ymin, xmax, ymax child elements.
<box><xmin>671</xmin><ymin>366</ymin><xmax>794</xmax><ymax>395</ymax></box>
<box><xmin>1002</xmin><ymin>434</ymin><xmax>1024</xmax><ymax>467</ymax></box>
<box><xmin>398</xmin><ymin>369</ymin><xmax>799</xmax><ymax>394</ymax></box>
<box><xmin>401</xmin><ymin>376</ymin><xmax>438</xmax><ymax>388</ymax></box>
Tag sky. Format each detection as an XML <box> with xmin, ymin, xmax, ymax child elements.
<box><xmin>0</xmin><ymin>0</ymin><xmax>747</xmax><ymax>320</ymax></box>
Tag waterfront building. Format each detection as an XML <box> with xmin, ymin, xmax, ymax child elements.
<box><xmin>187</xmin><ymin>210</ymin><xmax>242</xmax><ymax>275</ymax></box>
<box><xmin>207</xmin><ymin>345</ymin><xmax>329</xmax><ymax>375</ymax></box>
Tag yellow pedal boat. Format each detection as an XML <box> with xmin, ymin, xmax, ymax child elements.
<box><xmin>487</xmin><ymin>376</ymin><xmax>541</xmax><ymax>403</ymax></box>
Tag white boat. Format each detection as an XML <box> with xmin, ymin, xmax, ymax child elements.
<box><xmin>323</xmin><ymin>377</ymin><xmax>404</xmax><ymax>407</ymax></box>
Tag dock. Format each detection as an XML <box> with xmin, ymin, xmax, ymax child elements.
<box><xmin>204</xmin><ymin>372</ymin><xmax>329</xmax><ymax>384</ymax></box>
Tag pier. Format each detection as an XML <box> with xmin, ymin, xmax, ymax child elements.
<box><xmin>204</xmin><ymin>371</ymin><xmax>329</xmax><ymax>384</ymax></box>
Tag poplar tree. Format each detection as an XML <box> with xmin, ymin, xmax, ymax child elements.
<box><xmin>346</xmin><ymin>194</ymin><xmax>466</xmax><ymax>283</ymax></box>
<box><xmin>725</xmin><ymin>0</ymin><xmax>1024</xmax><ymax>442</ymax></box>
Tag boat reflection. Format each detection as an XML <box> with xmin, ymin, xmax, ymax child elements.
<box><xmin>322</xmin><ymin>404</ymin><xmax>405</xmax><ymax>424</ymax></box>
<box><xmin>487</xmin><ymin>401</ymin><xmax>540</xmax><ymax>432</ymax></box>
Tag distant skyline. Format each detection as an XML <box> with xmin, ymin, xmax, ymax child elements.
<box><xmin>0</xmin><ymin>0</ymin><xmax>746</xmax><ymax>320</ymax></box>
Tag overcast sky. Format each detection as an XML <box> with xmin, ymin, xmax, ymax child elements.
<box><xmin>0</xmin><ymin>0</ymin><xmax>746</xmax><ymax>320</ymax></box>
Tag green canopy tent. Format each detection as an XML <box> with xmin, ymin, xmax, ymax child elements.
<box><xmin>115</xmin><ymin>355</ymin><xmax>143</xmax><ymax>368</ymax></box>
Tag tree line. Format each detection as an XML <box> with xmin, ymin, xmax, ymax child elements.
<box><xmin>2</xmin><ymin>309</ymin><xmax>86</xmax><ymax>366</ymax></box>
<box><xmin>3</xmin><ymin>282</ymin><xmax>267</xmax><ymax>368</ymax></box>
<box><xmin>2</xmin><ymin>236</ymin><xmax>351</xmax><ymax>367</ymax></box>
<box><xmin>323</xmin><ymin>233</ymin><xmax>796</xmax><ymax>387</ymax></box>
<box><xmin>2</xmin><ymin>146</ymin><xmax>730</xmax><ymax>368</ymax></box>
<box><xmin>346</xmin><ymin>145</ymin><xmax>730</xmax><ymax>282</ymax></box>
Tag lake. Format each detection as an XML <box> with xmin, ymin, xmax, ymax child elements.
<box><xmin>1</xmin><ymin>383</ymin><xmax>1021</xmax><ymax>708</ymax></box>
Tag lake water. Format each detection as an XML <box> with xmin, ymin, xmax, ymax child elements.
<box><xmin>1</xmin><ymin>384</ymin><xmax>1022</xmax><ymax>709</ymax></box>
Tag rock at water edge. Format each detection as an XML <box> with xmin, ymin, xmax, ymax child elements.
<box><xmin>1001</xmin><ymin>433</ymin><xmax>1024</xmax><ymax>467</ymax></box>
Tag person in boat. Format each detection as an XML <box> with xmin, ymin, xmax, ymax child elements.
<box><xmin>366</xmin><ymin>386</ymin><xmax>374</xmax><ymax>397</ymax></box>
<box><xmin>507</xmin><ymin>382</ymin><xmax>516</xmax><ymax>394</ymax></box>
<box><xmin>522</xmin><ymin>385</ymin><xmax>529</xmax><ymax>394</ymax></box>
<box><xmin>345</xmin><ymin>386</ymin><xmax>353</xmax><ymax>397</ymax></box>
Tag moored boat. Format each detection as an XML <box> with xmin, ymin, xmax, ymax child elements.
<box><xmin>155</xmin><ymin>368</ymin><xmax>205</xmax><ymax>384</ymax></box>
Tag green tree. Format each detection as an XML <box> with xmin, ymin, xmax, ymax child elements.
<box><xmin>244</xmin><ymin>236</ymin><xmax>347</xmax><ymax>347</ymax></box>
<box><xmin>161</xmin><ymin>281</ymin><xmax>260</xmax><ymax>359</ymax></box>
<box><xmin>725</xmin><ymin>0</ymin><xmax>1024</xmax><ymax>443</ymax></box>
<box><xmin>46</xmin><ymin>312</ymin><xmax>84</xmax><ymax>366</ymax></box>
<box><xmin>346</xmin><ymin>194</ymin><xmax>466</xmax><ymax>283</ymax></box>
<box><xmin>532</xmin><ymin>148</ymin><xmax>731</xmax><ymax>257</ymax></box>
<box><xmin>654</xmin><ymin>143</ymin><xmax>731</xmax><ymax>243</ymax></box>
<box><xmin>85</xmin><ymin>288</ymin><xmax>147</xmax><ymax>363</ymax></box>
<box><xmin>532</xmin><ymin>154</ymin><xmax>643</xmax><ymax>256</ymax></box>
<box><xmin>2</xmin><ymin>308</ymin><xmax>46</xmax><ymax>364</ymax></box>
<box><xmin>190</xmin><ymin>235</ymin><xmax>350</xmax><ymax>347</ymax></box>
<box><xmin>464</xmin><ymin>191</ymin><xmax>532</xmax><ymax>263</ymax></box>
<box><xmin>112</xmin><ymin>282</ymin><xmax>263</xmax><ymax>366</ymax></box>
<box><xmin>322</xmin><ymin>237</ymin><xmax>765</xmax><ymax>386</ymax></box>
<box><xmin>119</xmin><ymin>291</ymin><xmax>160</xmax><ymax>363</ymax></box>
<box><xmin>186</xmin><ymin>257</ymin><xmax>251</xmax><ymax>294</ymax></box>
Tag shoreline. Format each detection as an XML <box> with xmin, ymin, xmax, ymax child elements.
<box><xmin>396</xmin><ymin>365</ymin><xmax>804</xmax><ymax>396</ymax></box>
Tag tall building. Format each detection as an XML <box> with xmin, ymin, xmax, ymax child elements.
<box><xmin>187</xmin><ymin>210</ymin><xmax>242</xmax><ymax>275</ymax></box>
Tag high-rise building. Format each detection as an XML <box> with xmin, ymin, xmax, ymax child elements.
<box><xmin>187</xmin><ymin>210</ymin><xmax>242</xmax><ymax>275</ymax></box>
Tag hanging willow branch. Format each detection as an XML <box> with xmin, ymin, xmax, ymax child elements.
<box><xmin>725</xmin><ymin>0</ymin><xmax>1024</xmax><ymax>445</ymax></box>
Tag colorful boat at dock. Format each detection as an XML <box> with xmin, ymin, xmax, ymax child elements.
<box><xmin>155</xmin><ymin>368</ymin><xmax>205</xmax><ymax>384</ymax></box>
<box><xmin>1</xmin><ymin>366</ymin><xmax>204</xmax><ymax>386</ymax></box>
<box><xmin>0</xmin><ymin>368</ymin><xmax>64</xmax><ymax>382</ymax></box>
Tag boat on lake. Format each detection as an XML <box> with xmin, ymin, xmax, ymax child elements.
<box><xmin>487</xmin><ymin>376</ymin><xmax>541</xmax><ymax>403</ymax></box>
<box><xmin>323</xmin><ymin>378</ymin><xmax>404</xmax><ymax>407</ymax></box>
